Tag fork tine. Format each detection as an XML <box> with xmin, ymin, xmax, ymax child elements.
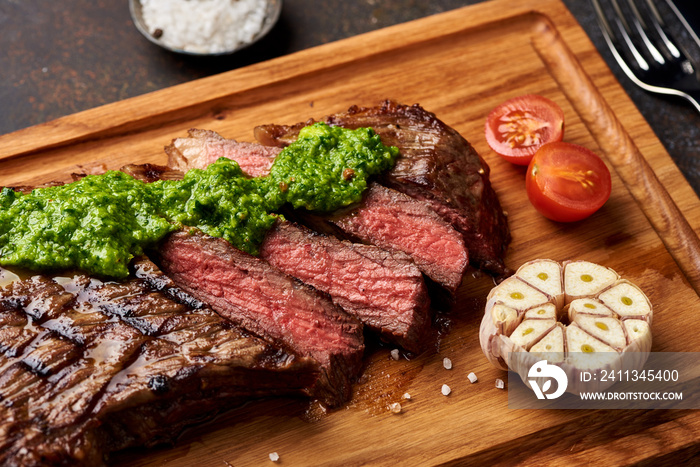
<box><xmin>625</xmin><ymin>0</ymin><xmax>667</xmax><ymax>65</ymax></box>
<box><xmin>644</xmin><ymin>0</ymin><xmax>681</xmax><ymax>58</ymax></box>
<box><xmin>641</xmin><ymin>0</ymin><xmax>696</xmax><ymax>75</ymax></box>
<box><xmin>594</xmin><ymin>0</ymin><xmax>651</xmax><ymax>71</ymax></box>
<box><xmin>639</xmin><ymin>0</ymin><xmax>683</xmax><ymax>61</ymax></box>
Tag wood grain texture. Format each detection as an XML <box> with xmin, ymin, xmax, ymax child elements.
<box><xmin>1</xmin><ymin>0</ymin><xmax>699</xmax><ymax>465</ymax></box>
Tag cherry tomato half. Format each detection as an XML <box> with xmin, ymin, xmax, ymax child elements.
<box><xmin>485</xmin><ymin>94</ymin><xmax>565</xmax><ymax>166</ymax></box>
<box><xmin>526</xmin><ymin>142</ymin><xmax>612</xmax><ymax>223</ymax></box>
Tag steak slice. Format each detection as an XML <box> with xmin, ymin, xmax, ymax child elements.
<box><xmin>154</xmin><ymin>229</ymin><xmax>365</xmax><ymax>406</ymax></box>
<box><xmin>166</xmin><ymin>128</ymin><xmax>281</xmax><ymax>177</ymax></box>
<box><xmin>0</xmin><ymin>259</ymin><xmax>319</xmax><ymax>466</ymax></box>
<box><xmin>260</xmin><ymin>220</ymin><xmax>431</xmax><ymax>353</ymax></box>
<box><xmin>309</xmin><ymin>183</ymin><xmax>468</xmax><ymax>296</ymax></box>
<box><xmin>254</xmin><ymin>100</ymin><xmax>511</xmax><ymax>277</ymax></box>
<box><xmin>164</xmin><ymin>130</ymin><xmax>469</xmax><ymax>293</ymax></box>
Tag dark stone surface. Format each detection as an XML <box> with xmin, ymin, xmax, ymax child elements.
<box><xmin>1</xmin><ymin>0</ymin><xmax>698</xmax><ymax>195</ymax></box>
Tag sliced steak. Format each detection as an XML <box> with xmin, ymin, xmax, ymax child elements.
<box><xmin>310</xmin><ymin>183</ymin><xmax>468</xmax><ymax>295</ymax></box>
<box><xmin>254</xmin><ymin>100</ymin><xmax>511</xmax><ymax>277</ymax></box>
<box><xmin>260</xmin><ymin>220</ymin><xmax>431</xmax><ymax>353</ymax></box>
<box><xmin>166</xmin><ymin>128</ymin><xmax>281</xmax><ymax>177</ymax></box>
<box><xmin>154</xmin><ymin>229</ymin><xmax>365</xmax><ymax>406</ymax></box>
<box><xmin>121</xmin><ymin>160</ymin><xmax>433</xmax><ymax>351</ymax></box>
<box><xmin>164</xmin><ymin>130</ymin><xmax>469</xmax><ymax>293</ymax></box>
<box><xmin>0</xmin><ymin>259</ymin><xmax>319</xmax><ymax>466</ymax></box>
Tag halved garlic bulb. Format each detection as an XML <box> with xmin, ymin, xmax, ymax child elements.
<box><xmin>479</xmin><ymin>259</ymin><xmax>653</xmax><ymax>394</ymax></box>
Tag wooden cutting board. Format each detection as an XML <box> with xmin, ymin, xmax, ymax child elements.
<box><xmin>2</xmin><ymin>0</ymin><xmax>700</xmax><ymax>464</ymax></box>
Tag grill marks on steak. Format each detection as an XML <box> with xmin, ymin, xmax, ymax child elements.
<box><xmin>165</xmin><ymin>129</ymin><xmax>469</xmax><ymax>293</ymax></box>
<box><xmin>260</xmin><ymin>220</ymin><xmax>431</xmax><ymax>353</ymax></box>
<box><xmin>254</xmin><ymin>100</ymin><xmax>511</xmax><ymax>277</ymax></box>
<box><xmin>155</xmin><ymin>229</ymin><xmax>365</xmax><ymax>406</ymax></box>
<box><xmin>0</xmin><ymin>260</ymin><xmax>319</xmax><ymax>466</ymax></box>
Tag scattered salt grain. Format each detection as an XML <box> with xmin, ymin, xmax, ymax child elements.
<box><xmin>443</xmin><ymin>357</ymin><xmax>452</xmax><ymax>370</ymax></box>
<box><xmin>495</xmin><ymin>378</ymin><xmax>505</xmax><ymax>389</ymax></box>
<box><xmin>402</xmin><ymin>392</ymin><xmax>411</xmax><ymax>400</ymax></box>
<box><xmin>467</xmin><ymin>372</ymin><xmax>478</xmax><ymax>384</ymax></box>
<box><xmin>269</xmin><ymin>452</ymin><xmax>280</xmax><ymax>462</ymax></box>
<box><xmin>389</xmin><ymin>402</ymin><xmax>402</xmax><ymax>413</ymax></box>
<box><xmin>390</xmin><ymin>348</ymin><xmax>400</xmax><ymax>361</ymax></box>
<box><xmin>140</xmin><ymin>0</ymin><xmax>269</xmax><ymax>54</ymax></box>
<box><xmin>441</xmin><ymin>384</ymin><xmax>451</xmax><ymax>396</ymax></box>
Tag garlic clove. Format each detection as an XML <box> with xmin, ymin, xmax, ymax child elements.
<box><xmin>567</xmin><ymin>297</ymin><xmax>614</xmax><ymax>321</ymax></box>
<box><xmin>491</xmin><ymin>302</ymin><xmax>520</xmax><ymax>336</ymax></box>
<box><xmin>510</xmin><ymin>319</ymin><xmax>557</xmax><ymax>350</ymax></box>
<box><xmin>566</xmin><ymin>324</ymin><xmax>616</xmax><ymax>353</ymax></box>
<box><xmin>623</xmin><ymin>318</ymin><xmax>651</xmax><ymax>346</ymax></box>
<box><xmin>563</xmin><ymin>261</ymin><xmax>618</xmax><ymax>303</ymax></box>
<box><xmin>598</xmin><ymin>280</ymin><xmax>652</xmax><ymax>322</ymax></box>
<box><xmin>515</xmin><ymin>259</ymin><xmax>564</xmax><ymax>307</ymax></box>
<box><xmin>529</xmin><ymin>323</ymin><xmax>565</xmax><ymax>362</ymax></box>
<box><xmin>566</xmin><ymin>324</ymin><xmax>620</xmax><ymax>371</ymax></box>
<box><xmin>574</xmin><ymin>314</ymin><xmax>626</xmax><ymax>351</ymax></box>
<box><xmin>524</xmin><ymin>302</ymin><xmax>557</xmax><ymax>320</ymax></box>
<box><xmin>486</xmin><ymin>276</ymin><xmax>550</xmax><ymax>312</ymax></box>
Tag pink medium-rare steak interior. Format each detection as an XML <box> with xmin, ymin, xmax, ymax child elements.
<box><xmin>260</xmin><ymin>220</ymin><xmax>432</xmax><ymax>353</ymax></box>
<box><xmin>166</xmin><ymin>128</ymin><xmax>281</xmax><ymax>177</ymax></box>
<box><xmin>326</xmin><ymin>183</ymin><xmax>468</xmax><ymax>294</ymax></box>
<box><xmin>156</xmin><ymin>229</ymin><xmax>364</xmax><ymax>406</ymax></box>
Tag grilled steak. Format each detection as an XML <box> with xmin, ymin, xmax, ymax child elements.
<box><xmin>254</xmin><ymin>100</ymin><xmax>511</xmax><ymax>277</ymax></box>
<box><xmin>154</xmin><ymin>229</ymin><xmax>365</xmax><ymax>406</ymax></box>
<box><xmin>260</xmin><ymin>220</ymin><xmax>432</xmax><ymax>353</ymax></box>
<box><xmin>0</xmin><ymin>259</ymin><xmax>319</xmax><ymax>466</ymax></box>
<box><xmin>165</xmin><ymin>130</ymin><xmax>469</xmax><ymax>293</ymax></box>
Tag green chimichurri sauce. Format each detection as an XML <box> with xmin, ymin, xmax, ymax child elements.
<box><xmin>267</xmin><ymin>123</ymin><xmax>398</xmax><ymax>211</ymax></box>
<box><xmin>0</xmin><ymin>123</ymin><xmax>398</xmax><ymax>278</ymax></box>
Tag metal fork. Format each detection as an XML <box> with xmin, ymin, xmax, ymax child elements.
<box><xmin>592</xmin><ymin>0</ymin><xmax>700</xmax><ymax>113</ymax></box>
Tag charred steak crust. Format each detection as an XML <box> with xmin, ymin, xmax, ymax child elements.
<box><xmin>254</xmin><ymin>100</ymin><xmax>512</xmax><ymax>277</ymax></box>
<box><xmin>260</xmin><ymin>220</ymin><xmax>432</xmax><ymax>353</ymax></box>
<box><xmin>154</xmin><ymin>229</ymin><xmax>365</xmax><ymax>407</ymax></box>
<box><xmin>0</xmin><ymin>258</ymin><xmax>318</xmax><ymax>466</ymax></box>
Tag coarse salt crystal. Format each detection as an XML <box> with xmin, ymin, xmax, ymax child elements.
<box><xmin>468</xmin><ymin>372</ymin><xmax>478</xmax><ymax>383</ymax></box>
<box><xmin>390</xmin><ymin>348</ymin><xmax>400</xmax><ymax>360</ymax></box>
<box><xmin>269</xmin><ymin>452</ymin><xmax>280</xmax><ymax>462</ymax></box>
<box><xmin>443</xmin><ymin>357</ymin><xmax>453</xmax><ymax>370</ymax></box>
<box><xmin>402</xmin><ymin>392</ymin><xmax>411</xmax><ymax>400</ymax></box>
<box><xmin>441</xmin><ymin>384</ymin><xmax>451</xmax><ymax>396</ymax></box>
<box><xmin>495</xmin><ymin>378</ymin><xmax>505</xmax><ymax>389</ymax></box>
<box><xmin>389</xmin><ymin>402</ymin><xmax>402</xmax><ymax>413</ymax></box>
